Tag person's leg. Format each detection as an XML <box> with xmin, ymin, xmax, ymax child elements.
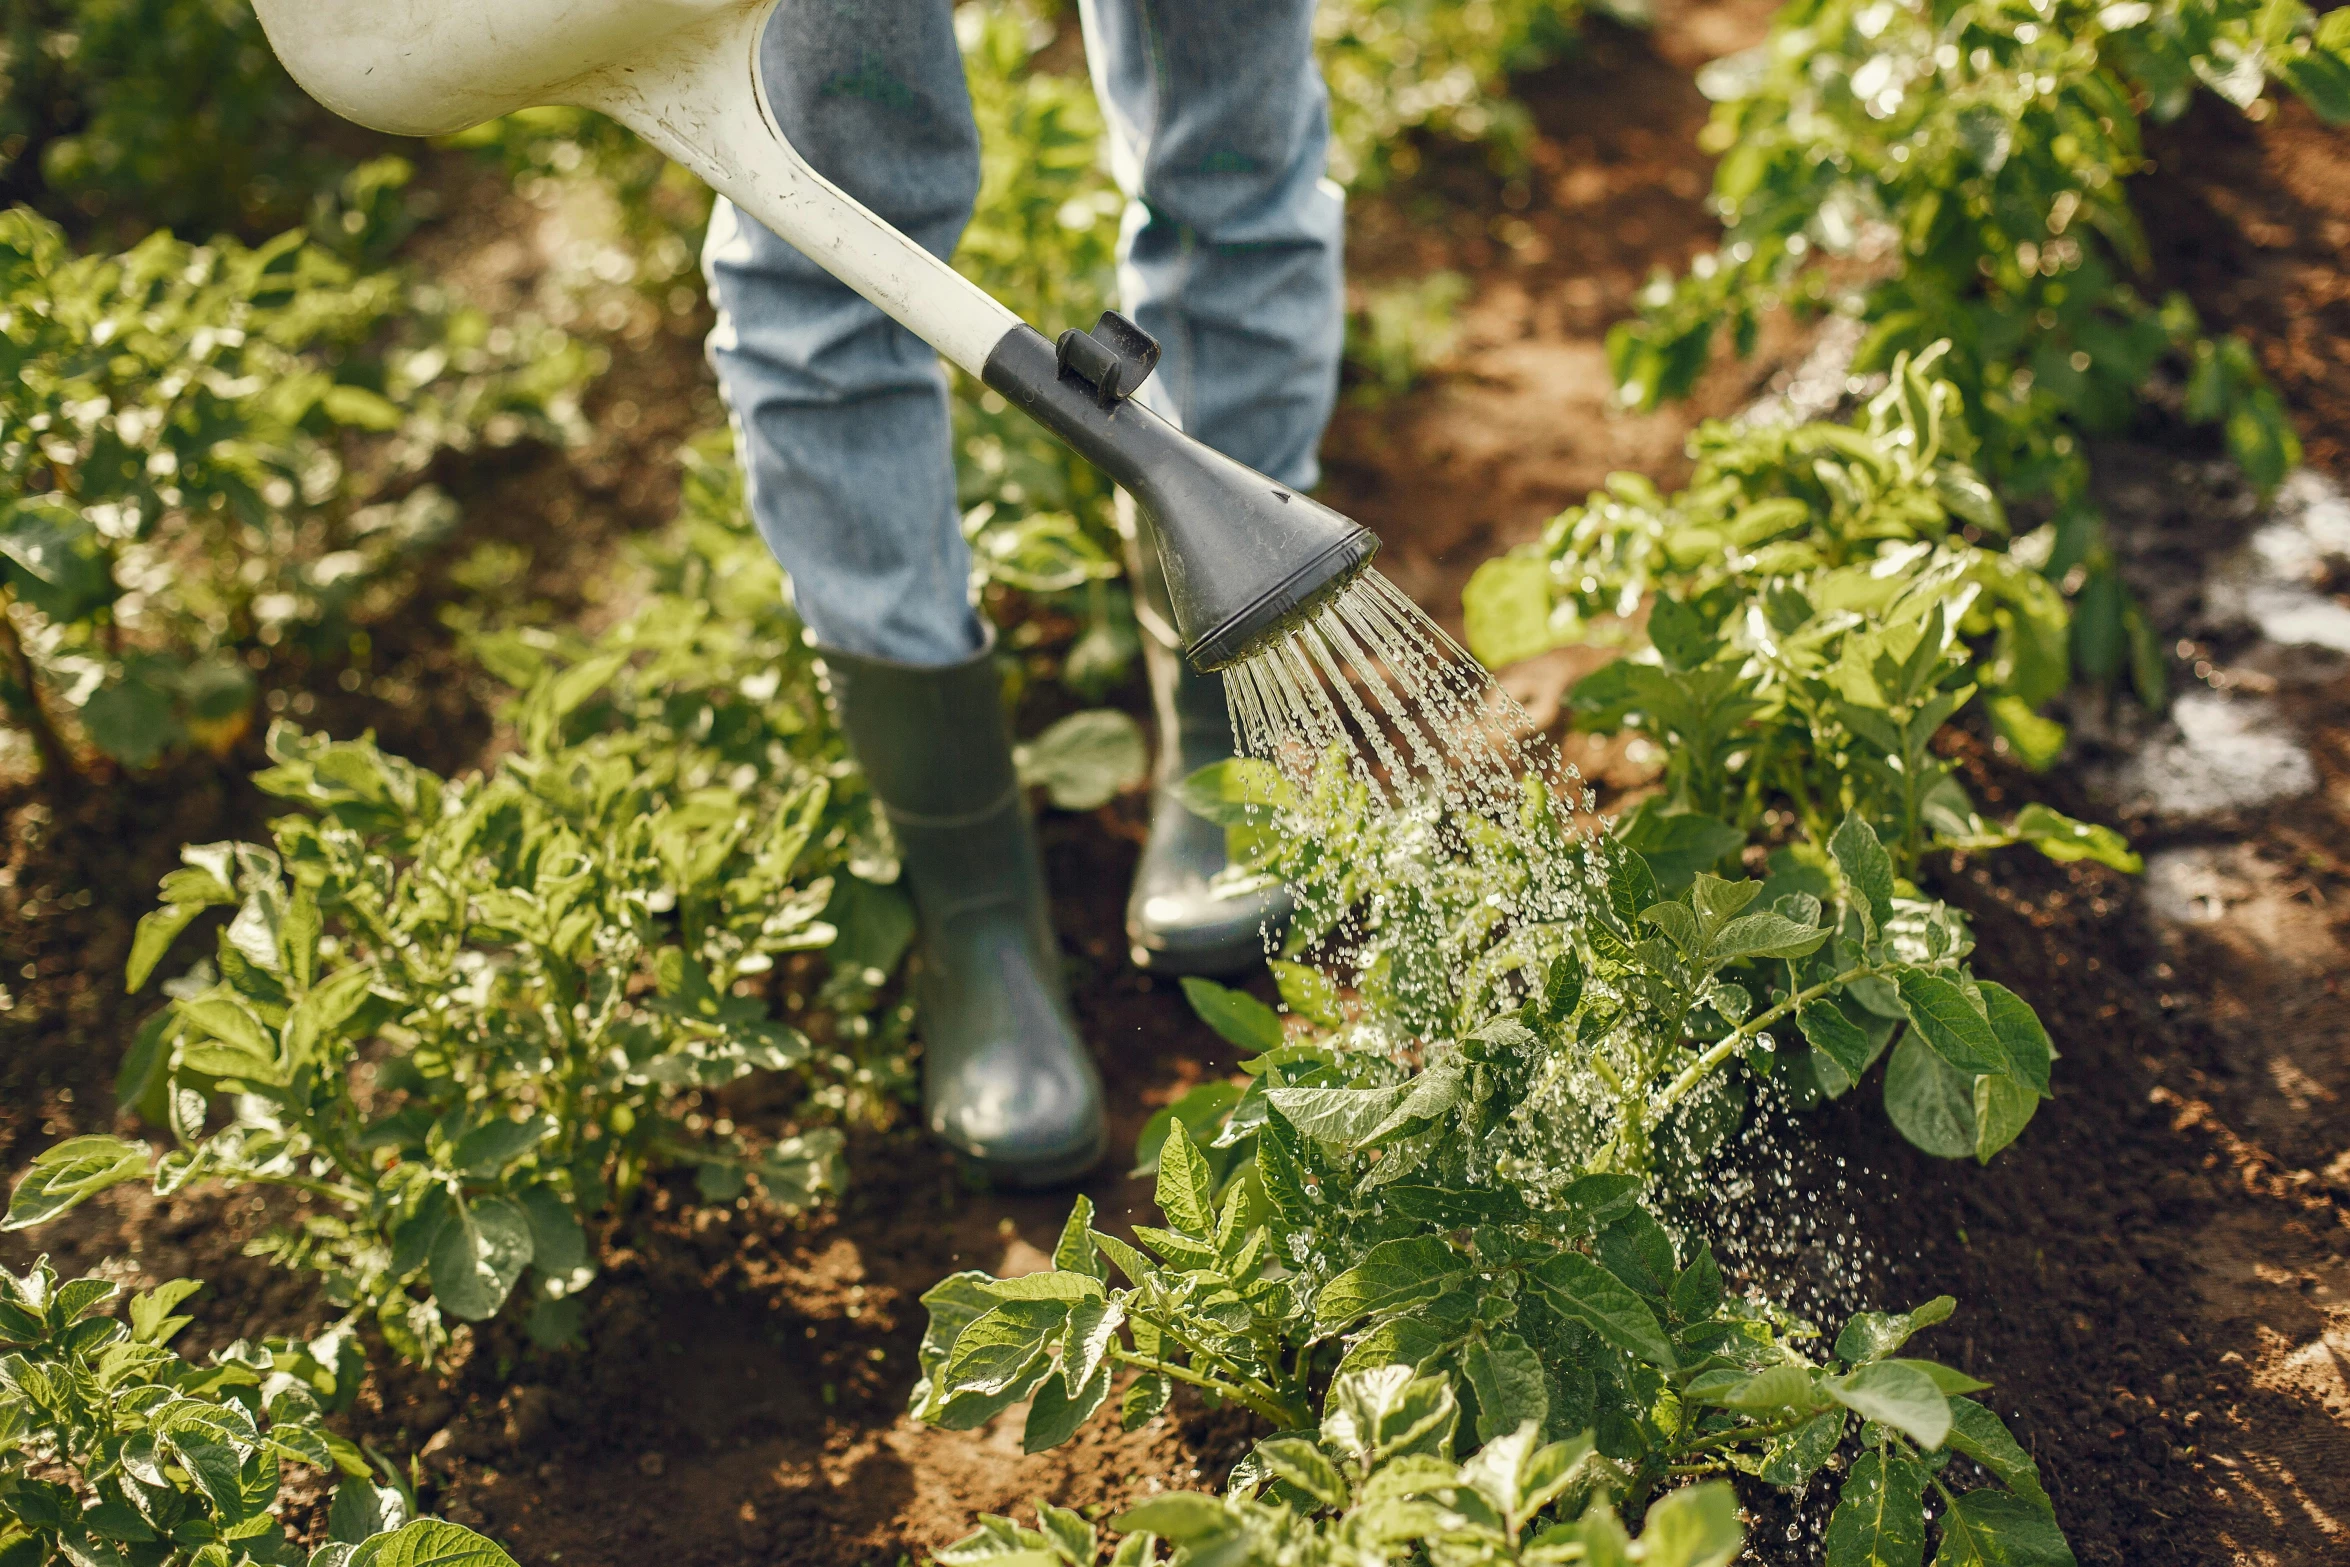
<box><xmin>1078</xmin><ymin>0</ymin><xmax>1343</xmax><ymax>973</ymax></box>
<box><xmin>1078</xmin><ymin>0</ymin><xmax>1344</xmax><ymax>485</ymax></box>
<box><xmin>705</xmin><ymin>0</ymin><xmax>1101</xmax><ymax>1184</ymax></box>
<box><xmin>703</xmin><ymin>0</ymin><xmax>983</xmax><ymax>665</ymax></box>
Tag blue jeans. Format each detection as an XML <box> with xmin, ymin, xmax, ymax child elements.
<box><xmin>704</xmin><ymin>0</ymin><xmax>1345</xmax><ymax>665</ymax></box>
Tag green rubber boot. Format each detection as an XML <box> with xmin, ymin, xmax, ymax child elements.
<box><xmin>819</xmin><ymin>632</ymin><xmax>1105</xmax><ymax>1188</ymax></box>
<box><xmin>1121</xmin><ymin>495</ymin><xmax>1293</xmax><ymax>976</ymax></box>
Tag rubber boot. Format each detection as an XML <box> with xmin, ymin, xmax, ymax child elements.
<box><xmin>1120</xmin><ymin>493</ymin><xmax>1293</xmax><ymax>975</ymax></box>
<box><xmin>818</xmin><ymin>632</ymin><xmax>1105</xmax><ymax>1187</ymax></box>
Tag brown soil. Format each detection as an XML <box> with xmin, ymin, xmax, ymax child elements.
<box><xmin>2140</xmin><ymin>92</ymin><xmax>2350</xmax><ymax>481</ymax></box>
<box><xmin>1324</xmin><ymin>1</ymin><xmax>1798</xmax><ymax>628</ymax></box>
<box><xmin>8</xmin><ymin>7</ymin><xmax>2350</xmax><ymax>1567</ymax></box>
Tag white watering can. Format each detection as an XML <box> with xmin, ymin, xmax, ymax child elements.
<box><xmin>251</xmin><ymin>0</ymin><xmax>1378</xmax><ymax>669</ymax></box>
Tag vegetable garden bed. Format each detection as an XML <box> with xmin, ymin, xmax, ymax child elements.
<box><xmin>5</xmin><ymin>4</ymin><xmax>2347</xmax><ymax>1566</ymax></box>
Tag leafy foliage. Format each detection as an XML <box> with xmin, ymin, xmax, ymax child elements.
<box><xmin>1608</xmin><ymin>0</ymin><xmax>2343</xmax><ymax>697</ymax></box>
<box><xmin>1183</xmin><ymin>748</ymin><xmax>2054</xmax><ymax>1162</ymax></box>
<box><xmin>1463</xmin><ymin>349</ymin><xmax>2138</xmax><ymax>881</ymax></box>
<box><xmin>0</xmin><ymin>1256</ymin><xmax>406</xmax><ymax>1567</ymax></box>
<box><xmin>917</xmin><ymin>723</ymin><xmax>2069</xmax><ymax>1551</ymax></box>
<box><xmin>940</xmin><ymin>1374</ymin><xmax>1747</xmax><ymax>1566</ymax></box>
<box><xmin>1317</xmin><ymin>0</ymin><xmax>1600</xmax><ymax>188</ymax></box>
<box><xmin>3</xmin><ymin>453</ymin><xmax>912</xmax><ymax>1355</ymax></box>
<box><xmin>0</xmin><ymin>0</ymin><xmax>350</xmax><ymax>241</ymax></box>
<box><xmin>916</xmin><ymin>1103</ymin><xmax>2062</xmax><ymax>1551</ymax></box>
<box><xmin>0</xmin><ymin>206</ymin><xmax>593</xmax><ymax>775</ymax></box>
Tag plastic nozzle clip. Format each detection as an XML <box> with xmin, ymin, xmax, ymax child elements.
<box><xmin>1055</xmin><ymin>311</ymin><xmax>1162</xmax><ymax>408</ymax></box>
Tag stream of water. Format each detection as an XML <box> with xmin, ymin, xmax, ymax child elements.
<box><xmin>1217</xmin><ymin>567</ymin><xmax>1883</xmax><ymax>1357</ymax></box>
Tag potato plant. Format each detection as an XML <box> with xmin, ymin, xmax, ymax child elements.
<box><xmin>1179</xmin><ymin>744</ymin><xmax>2052</xmax><ymax>1161</ymax></box>
<box><xmin>914</xmin><ymin>1106</ymin><xmax>2066</xmax><ymax>1557</ymax></box>
<box><xmin>1464</xmin><ymin>349</ymin><xmax>2139</xmax><ymax>884</ymax></box>
<box><xmin>1608</xmin><ymin>0</ymin><xmax>2349</xmax><ymax>694</ymax></box>
<box><xmin>940</xmin><ymin>1373</ymin><xmax>1747</xmax><ymax>1567</ymax></box>
<box><xmin>0</xmin><ymin>1257</ymin><xmax>518</xmax><ymax>1567</ymax></box>
<box><xmin>0</xmin><ymin>206</ymin><xmax>593</xmax><ymax>777</ymax></box>
<box><xmin>2</xmin><ymin>498</ymin><xmax>911</xmax><ymax>1356</ymax></box>
<box><xmin>917</xmin><ymin>728</ymin><xmax>2071</xmax><ymax>1552</ymax></box>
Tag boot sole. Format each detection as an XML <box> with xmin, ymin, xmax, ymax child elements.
<box><xmin>965</xmin><ymin>1123</ymin><xmax>1109</xmax><ymax>1191</ymax></box>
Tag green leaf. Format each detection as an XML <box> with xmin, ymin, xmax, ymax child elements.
<box><xmin>942</xmin><ymin>1299</ymin><xmax>1069</xmax><ymax>1396</ymax></box>
<box><xmin>325</xmin><ymin>1482</ymin><xmax>408</xmax><ymax>1548</ymax></box>
<box><xmin>1985</xmin><ymin>696</ymin><xmax>2066</xmax><ymax>773</ymax></box>
<box><xmin>1316</xmin><ymin>1237</ymin><xmax>1470</xmax><ymax>1333</ymax></box>
<box><xmin>1021</xmin><ymin>1361</ymin><xmax>1111</xmax><ymax>1453</ymax></box>
<box><xmin>281</xmin><ymin>966</ymin><xmax>377</xmax><ymax>1070</ymax></box>
<box><xmin>1894</xmin><ymin>970</ymin><xmax>2007</xmax><ymax>1077</ymax></box>
<box><xmin>1528</xmin><ymin>1252</ymin><xmax>1675</xmax><ymax>1367</ymax></box>
<box><xmin>1639</xmin><ymin>1480</ymin><xmax>1744</xmax><ymax>1567</ymax></box>
<box><xmin>2010</xmin><ymin>805</ymin><xmax>2139</xmax><ymax>873</ymax></box>
<box><xmin>426</xmin><ymin>1197</ymin><xmax>534</xmax><ymax>1322</ymax></box>
<box><xmin>1798</xmin><ymin>999</ymin><xmax>1881</xmax><ymax>1087</ymax></box>
<box><xmin>80</xmin><ymin>677</ymin><xmax>180</xmax><ymax>769</ymax></box>
<box><xmin>1618</xmin><ymin>811</ymin><xmax>1744</xmax><ymax>896</ymax></box>
<box><xmin>1707</xmin><ymin>910</ymin><xmax>1830</xmax><ymax>965</ymax></box>
<box><xmin>5</xmin><ymin>1136</ymin><xmax>151</xmax><ymax>1229</ymax></box>
<box><xmin>1462</xmin><ymin>549</ymin><xmax>1567</xmax><ymax>668</ymax></box>
<box><xmin>1824</xmin><ymin>1449</ymin><xmax>1926</xmax><ymax>1567</ymax></box>
<box><xmin>1178</xmin><ymin>977</ymin><xmax>1284</xmax><ymax>1054</ymax></box>
<box><xmin>451</xmin><ymin>1115</ymin><xmax>554</xmax><ymax>1179</ymax></box>
<box><xmin>0</xmin><ymin>500</ymin><xmax>114</xmax><ymax>622</ymax></box>
<box><xmin>1973</xmin><ymin>1073</ymin><xmax>2039</xmax><ymax>1163</ymax></box>
<box><xmin>1250</xmin><ymin>1436</ymin><xmax>1349</xmax><ymax>1510</ymax></box>
<box><xmin>1264</xmin><ymin>1083</ymin><xmax>1413</xmax><ymax>1148</ymax></box>
<box><xmin>1721</xmin><ymin>1364</ymin><xmax>1820</xmax><ymax>1413</ymax></box>
<box><xmin>1885</xmin><ymin>1359</ymin><xmax>1990</xmax><ymax>1395</ymax></box>
<box><xmin>516</xmin><ymin>1184</ymin><xmax>593</xmax><ymax>1299</ymax></box>
<box><xmin>1462</xmin><ymin>1331</ymin><xmax>1549</xmax><ymax>1445</ymax></box>
<box><xmin>1976</xmin><ymin>982</ymin><xmax>2053</xmax><ymax>1097</ymax></box>
<box><xmin>1324</xmin><ymin>1364</ymin><xmax>1459</xmax><ymax>1465</ymax></box>
<box><xmin>1110</xmin><ymin>1495</ymin><xmax>1233</xmax><ymax>1544</ymax></box>
<box><xmin>128</xmin><ymin>1278</ymin><xmax>203</xmax><ymax>1345</ymax></box>
<box><xmin>1836</xmin><ymin>1297</ymin><xmax>1955</xmax><ymax>1365</ymax></box>
<box><xmin>1120</xmin><ymin>1373</ymin><xmax>1170</xmax><ymax>1430</ymax></box>
<box><xmin>1831</xmin><ymin>813</ymin><xmax>1896</xmax><ymax>936</ymax></box>
<box><xmin>1759</xmin><ymin>1409</ymin><xmax>1850</xmax><ymax>1488</ymax></box>
<box><xmin>127</xmin><ymin>903</ymin><xmax>219</xmax><ymax>993</ymax></box>
<box><xmin>1154</xmin><ymin>1121</ymin><xmax>1216</xmax><ymax>1239</ymax></box>
<box><xmin>1930</xmin><ymin>1490</ymin><xmax>2076</xmax><ymax>1566</ymax></box>
<box><xmin>178</xmin><ymin>987</ymin><xmax>276</xmax><ymax>1059</ymax></box>
<box><xmin>1828</xmin><ymin>1361</ymin><xmax>1951</xmax><ymax>1450</ymax></box>
<box><xmin>1944</xmin><ymin>1398</ymin><xmax>2053</xmax><ymax>1515</ymax></box>
<box><xmin>1269</xmin><ymin>960</ymin><xmax>1343</xmax><ymax>1027</ymax></box>
<box><xmin>1051</xmin><ymin>1195</ymin><xmax>1102</xmax><ymax>1279</ymax></box>
<box><xmin>1062</xmin><ymin>1296</ymin><xmax>1123</xmax><ymax>1393</ymax></box>
<box><xmin>1129</xmin><ymin>1081</ymin><xmax>1242</xmax><ymax>1179</ymax></box>
<box><xmin>1014</xmin><ymin>710</ymin><xmax>1147</xmax><ymax>811</ymax></box>
<box><xmin>345</xmin><ymin>1520</ymin><xmax>517</xmax><ymax>1567</ymax></box>
<box><xmin>1884</xmin><ymin>1033</ymin><xmax>1978</xmax><ymax>1159</ymax></box>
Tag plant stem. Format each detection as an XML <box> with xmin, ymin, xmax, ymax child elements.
<box><xmin>0</xmin><ymin>590</ymin><xmax>78</xmax><ymax>781</ymax></box>
<box><xmin>1148</xmin><ymin>1315</ymin><xmax>1303</xmax><ymax>1423</ymax></box>
<box><xmin>1677</xmin><ymin>1410</ymin><xmax>1818</xmax><ymax>1457</ymax></box>
<box><xmin>1110</xmin><ymin>1346</ymin><xmax>1306</xmax><ymax>1428</ymax></box>
<box><xmin>1654</xmin><ymin>962</ymin><xmax>1886</xmax><ymax>1115</ymax></box>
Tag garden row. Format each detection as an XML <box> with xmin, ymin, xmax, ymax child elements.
<box><xmin>4</xmin><ymin>2</ymin><xmax>2341</xmax><ymax>1564</ymax></box>
<box><xmin>0</xmin><ymin>4</ymin><xmax>1639</xmax><ymax>1562</ymax></box>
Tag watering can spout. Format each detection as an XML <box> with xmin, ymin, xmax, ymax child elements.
<box><xmin>248</xmin><ymin>0</ymin><xmax>1377</xmax><ymax>670</ymax></box>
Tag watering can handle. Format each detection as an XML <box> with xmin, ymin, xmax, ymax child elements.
<box><xmin>249</xmin><ymin>0</ymin><xmax>1023</xmax><ymax>377</ymax></box>
<box><xmin>585</xmin><ymin>3</ymin><xmax>1024</xmax><ymax>376</ymax></box>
